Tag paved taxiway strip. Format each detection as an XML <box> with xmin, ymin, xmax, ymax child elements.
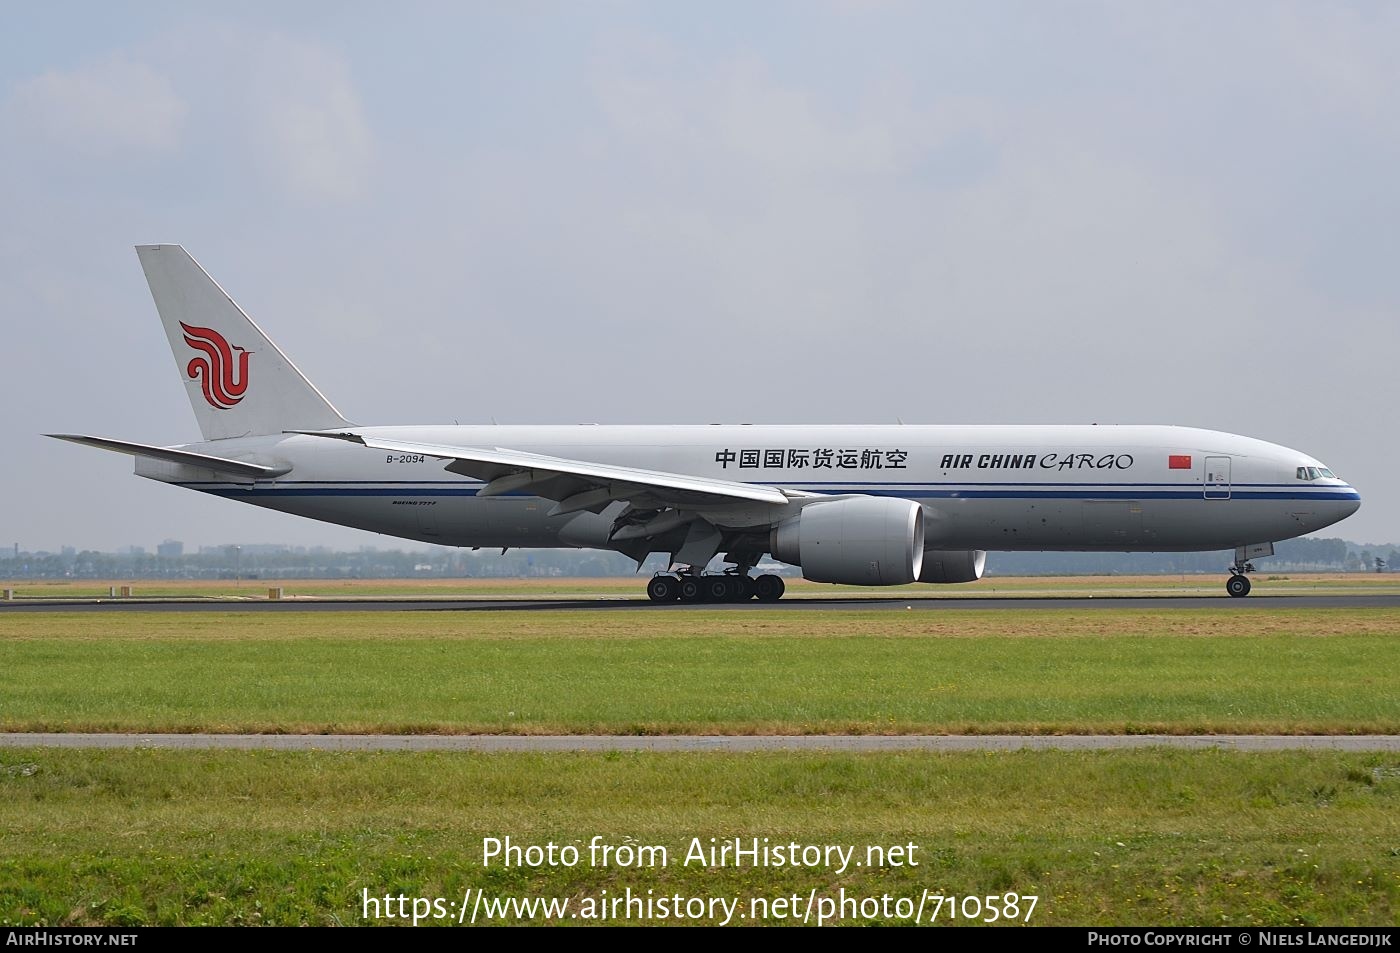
<box><xmin>3</xmin><ymin>594</ymin><xmax>1399</xmax><ymax>612</ymax></box>
<box><xmin>2</xmin><ymin>733</ymin><xmax>1397</xmax><ymax>752</ymax></box>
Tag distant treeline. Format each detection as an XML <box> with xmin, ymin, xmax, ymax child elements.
<box><xmin>988</xmin><ymin>536</ymin><xmax>1382</xmax><ymax>575</ymax></box>
<box><xmin>1</xmin><ymin>535</ymin><xmax>1395</xmax><ymax>579</ymax></box>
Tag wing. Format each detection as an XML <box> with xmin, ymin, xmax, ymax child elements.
<box><xmin>295</xmin><ymin>431</ymin><xmax>798</xmax><ymax>517</ymax></box>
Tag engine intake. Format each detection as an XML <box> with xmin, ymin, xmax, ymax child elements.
<box><xmin>770</xmin><ymin>497</ymin><xmax>925</xmax><ymax>586</ymax></box>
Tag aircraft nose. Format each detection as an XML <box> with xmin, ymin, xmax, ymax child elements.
<box><xmin>1302</xmin><ymin>481</ymin><xmax>1361</xmax><ymax>534</ymax></box>
<box><xmin>1342</xmin><ymin>484</ymin><xmax>1361</xmax><ymax>517</ymax></box>
<box><xmin>1325</xmin><ymin>483</ymin><xmax>1362</xmax><ymax>524</ymax></box>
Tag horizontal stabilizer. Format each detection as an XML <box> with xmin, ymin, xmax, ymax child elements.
<box><xmin>46</xmin><ymin>434</ymin><xmax>290</xmax><ymax>479</ymax></box>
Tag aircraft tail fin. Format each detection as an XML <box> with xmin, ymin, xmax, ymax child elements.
<box><xmin>136</xmin><ymin>244</ymin><xmax>349</xmax><ymax>441</ymax></box>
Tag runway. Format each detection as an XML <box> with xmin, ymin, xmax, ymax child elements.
<box><xmin>2</xmin><ymin>733</ymin><xmax>1397</xmax><ymax>751</ymax></box>
<box><xmin>3</xmin><ymin>593</ymin><xmax>1399</xmax><ymax>612</ymax></box>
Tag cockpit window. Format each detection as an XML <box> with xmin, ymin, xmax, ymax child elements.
<box><xmin>1296</xmin><ymin>466</ymin><xmax>1334</xmax><ymax>481</ymax></box>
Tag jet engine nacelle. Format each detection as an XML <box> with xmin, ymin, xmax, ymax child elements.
<box><xmin>917</xmin><ymin>549</ymin><xmax>987</xmax><ymax>584</ymax></box>
<box><xmin>770</xmin><ymin>497</ymin><xmax>925</xmax><ymax>586</ymax></box>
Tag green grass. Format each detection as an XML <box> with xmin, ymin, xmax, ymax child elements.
<box><xmin>1</xmin><ymin>609</ymin><xmax>1397</xmax><ymax>734</ymax></box>
<box><xmin>0</xmin><ymin>748</ymin><xmax>1395</xmax><ymax>926</ymax></box>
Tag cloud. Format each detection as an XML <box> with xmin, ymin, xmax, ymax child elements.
<box><xmin>593</xmin><ymin>41</ymin><xmax>937</xmax><ymax>182</ymax></box>
<box><xmin>235</xmin><ymin>32</ymin><xmax>375</xmax><ymax>203</ymax></box>
<box><xmin>556</xmin><ymin>27</ymin><xmax>1354</xmax><ymax>432</ymax></box>
<box><xmin>4</xmin><ymin>26</ymin><xmax>375</xmax><ymax>203</ymax></box>
<box><xmin>6</xmin><ymin>56</ymin><xmax>186</xmax><ymax>155</ymax></box>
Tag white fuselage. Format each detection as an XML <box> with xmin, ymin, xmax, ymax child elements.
<box><xmin>135</xmin><ymin>424</ymin><xmax>1360</xmax><ymax>555</ymax></box>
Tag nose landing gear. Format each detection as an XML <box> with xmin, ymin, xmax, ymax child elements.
<box><xmin>1224</xmin><ymin>543</ymin><xmax>1274</xmax><ymax>597</ymax></box>
<box><xmin>1225</xmin><ymin>572</ymin><xmax>1252</xmax><ymax>598</ymax></box>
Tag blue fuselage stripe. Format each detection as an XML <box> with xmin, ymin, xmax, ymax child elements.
<box><xmin>175</xmin><ymin>482</ymin><xmax>1360</xmax><ymax>503</ymax></box>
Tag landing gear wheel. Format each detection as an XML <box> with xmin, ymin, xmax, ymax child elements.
<box><xmin>754</xmin><ymin>574</ymin><xmax>785</xmax><ymax>602</ymax></box>
<box><xmin>678</xmin><ymin>577</ymin><xmax>703</xmax><ymax>603</ymax></box>
<box><xmin>1226</xmin><ymin>574</ymin><xmax>1252</xmax><ymax>598</ymax></box>
<box><xmin>647</xmin><ymin>575</ymin><xmax>680</xmax><ymax>603</ymax></box>
<box><xmin>704</xmin><ymin>576</ymin><xmax>732</xmax><ymax>603</ymax></box>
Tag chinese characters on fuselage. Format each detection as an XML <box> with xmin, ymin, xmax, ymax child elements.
<box><xmin>714</xmin><ymin>448</ymin><xmax>908</xmax><ymax>470</ymax></box>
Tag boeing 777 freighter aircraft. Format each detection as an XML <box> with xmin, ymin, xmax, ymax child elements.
<box><xmin>51</xmin><ymin>246</ymin><xmax>1361</xmax><ymax>601</ymax></box>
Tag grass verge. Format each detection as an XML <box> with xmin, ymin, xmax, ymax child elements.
<box><xmin>0</xmin><ymin>747</ymin><xmax>1395</xmax><ymax>926</ymax></box>
<box><xmin>0</xmin><ymin>609</ymin><xmax>1396</xmax><ymax>734</ymax></box>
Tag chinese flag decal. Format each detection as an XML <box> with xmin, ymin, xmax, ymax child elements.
<box><xmin>1169</xmin><ymin>455</ymin><xmax>1193</xmax><ymax>470</ymax></box>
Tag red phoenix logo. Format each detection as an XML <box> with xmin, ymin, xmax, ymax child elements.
<box><xmin>181</xmin><ymin>322</ymin><xmax>250</xmax><ymax>409</ymax></box>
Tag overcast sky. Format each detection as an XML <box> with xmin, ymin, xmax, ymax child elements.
<box><xmin>2</xmin><ymin>1</ymin><xmax>1397</xmax><ymax>552</ymax></box>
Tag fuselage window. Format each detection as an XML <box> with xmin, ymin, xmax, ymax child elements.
<box><xmin>1296</xmin><ymin>467</ymin><xmax>1308</xmax><ymax>481</ymax></box>
<box><xmin>1306</xmin><ymin>467</ymin><xmax>1321</xmax><ymax>480</ymax></box>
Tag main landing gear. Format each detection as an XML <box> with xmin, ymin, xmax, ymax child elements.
<box><xmin>646</xmin><ymin>572</ymin><xmax>786</xmax><ymax>603</ymax></box>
